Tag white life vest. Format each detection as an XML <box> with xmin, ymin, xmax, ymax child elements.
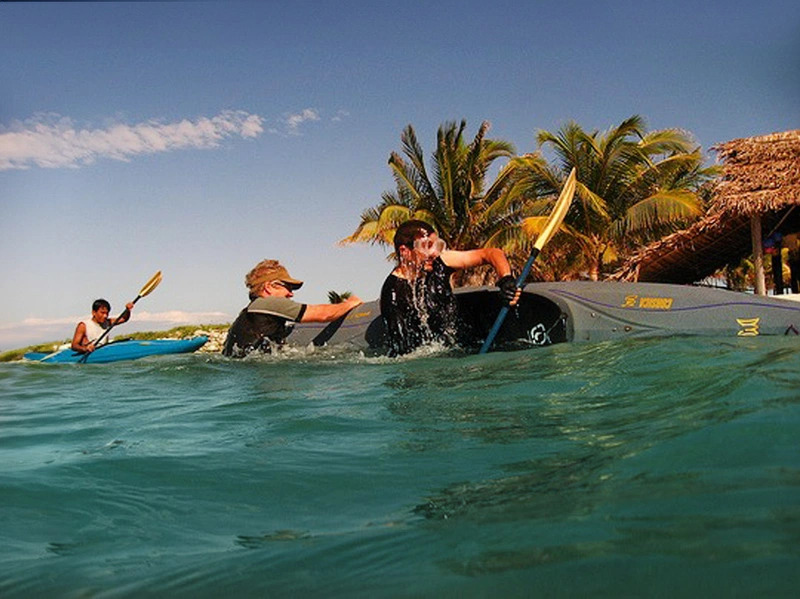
<box><xmin>82</xmin><ymin>318</ymin><xmax>112</xmax><ymax>346</ymax></box>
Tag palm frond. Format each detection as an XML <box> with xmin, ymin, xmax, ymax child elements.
<box><xmin>574</xmin><ymin>181</ymin><xmax>612</xmax><ymax>222</ymax></box>
<box><xmin>377</xmin><ymin>205</ymin><xmax>414</xmax><ymax>228</ymax></box>
<box><xmin>620</xmin><ymin>190</ymin><xmax>703</xmax><ymax>233</ymax></box>
<box><xmin>338</xmin><ymin>220</ymin><xmax>382</xmax><ymax>245</ymax></box>
<box><xmin>484</xmin><ymin>225</ymin><xmax>534</xmax><ymax>254</ymax></box>
<box><xmin>638</xmin><ymin>128</ymin><xmax>696</xmax><ymax>156</ymax></box>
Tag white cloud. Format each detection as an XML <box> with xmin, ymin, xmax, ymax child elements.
<box><xmin>267</xmin><ymin>107</ymin><xmax>321</xmax><ymax>136</ymax></box>
<box><xmin>265</xmin><ymin>107</ymin><xmax>351</xmax><ymax>135</ymax></box>
<box><xmin>286</xmin><ymin>108</ymin><xmax>320</xmax><ymax>132</ymax></box>
<box><xmin>0</xmin><ymin>110</ymin><xmax>264</xmax><ymax>170</ymax></box>
<box><xmin>130</xmin><ymin>310</ymin><xmax>230</xmax><ymax>324</ymax></box>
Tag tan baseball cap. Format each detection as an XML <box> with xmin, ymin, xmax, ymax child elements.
<box><xmin>245</xmin><ymin>259</ymin><xmax>304</xmax><ymax>294</ymax></box>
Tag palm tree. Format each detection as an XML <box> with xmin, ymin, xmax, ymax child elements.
<box><xmin>513</xmin><ymin>116</ymin><xmax>720</xmax><ymax>280</ymax></box>
<box><xmin>327</xmin><ymin>290</ymin><xmax>352</xmax><ymax>304</ymax></box>
<box><xmin>340</xmin><ymin>120</ymin><xmax>520</xmax><ymax>282</ymax></box>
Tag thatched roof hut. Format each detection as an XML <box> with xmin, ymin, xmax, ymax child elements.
<box><xmin>612</xmin><ymin>130</ymin><xmax>800</xmax><ymax>290</ymax></box>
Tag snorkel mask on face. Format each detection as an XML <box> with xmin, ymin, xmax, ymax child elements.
<box><xmin>413</xmin><ymin>235</ymin><xmax>447</xmax><ymax>259</ymax></box>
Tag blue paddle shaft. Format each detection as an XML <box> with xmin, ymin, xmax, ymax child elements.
<box><xmin>478</xmin><ymin>247</ymin><xmax>541</xmax><ymax>354</ymax></box>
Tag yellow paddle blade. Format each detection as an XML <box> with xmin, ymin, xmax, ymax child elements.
<box><xmin>139</xmin><ymin>270</ymin><xmax>162</xmax><ymax>298</ymax></box>
<box><xmin>533</xmin><ymin>168</ymin><xmax>577</xmax><ymax>251</ymax></box>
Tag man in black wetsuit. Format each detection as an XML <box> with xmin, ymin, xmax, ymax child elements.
<box><xmin>379</xmin><ymin>220</ymin><xmax>520</xmax><ymax>356</ymax></box>
<box><xmin>223</xmin><ymin>259</ymin><xmax>363</xmax><ymax>357</ymax></box>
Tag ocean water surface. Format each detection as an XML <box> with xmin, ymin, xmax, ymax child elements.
<box><xmin>1</xmin><ymin>336</ymin><xmax>799</xmax><ymax>597</ymax></box>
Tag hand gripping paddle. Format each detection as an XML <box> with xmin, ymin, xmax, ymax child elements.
<box><xmin>479</xmin><ymin>168</ymin><xmax>577</xmax><ymax>354</ymax></box>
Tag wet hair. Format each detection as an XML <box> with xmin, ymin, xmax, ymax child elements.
<box><xmin>393</xmin><ymin>220</ymin><xmax>435</xmax><ymax>255</ymax></box>
<box><xmin>92</xmin><ymin>299</ymin><xmax>111</xmax><ymax>312</ymax></box>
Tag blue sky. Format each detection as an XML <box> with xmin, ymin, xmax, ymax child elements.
<box><xmin>1</xmin><ymin>0</ymin><xmax>798</xmax><ymax>350</ymax></box>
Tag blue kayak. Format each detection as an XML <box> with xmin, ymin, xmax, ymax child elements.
<box><xmin>24</xmin><ymin>336</ymin><xmax>208</xmax><ymax>364</ymax></box>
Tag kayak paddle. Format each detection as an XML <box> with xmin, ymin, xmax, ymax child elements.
<box><xmin>79</xmin><ymin>270</ymin><xmax>162</xmax><ymax>362</ymax></box>
<box><xmin>479</xmin><ymin>168</ymin><xmax>577</xmax><ymax>354</ymax></box>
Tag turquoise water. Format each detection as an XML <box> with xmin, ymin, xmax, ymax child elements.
<box><xmin>2</xmin><ymin>337</ymin><xmax>799</xmax><ymax>597</ymax></box>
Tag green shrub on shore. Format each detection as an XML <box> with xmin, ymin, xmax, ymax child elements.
<box><xmin>0</xmin><ymin>324</ymin><xmax>229</xmax><ymax>362</ymax></box>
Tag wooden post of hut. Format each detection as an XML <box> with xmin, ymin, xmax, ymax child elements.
<box><xmin>751</xmin><ymin>214</ymin><xmax>766</xmax><ymax>295</ymax></box>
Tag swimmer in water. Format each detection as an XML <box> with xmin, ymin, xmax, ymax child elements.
<box><xmin>223</xmin><ymin>259</ymin><xmax>364</xmax><ymax>357</ymax></box>
<box><xmin>379</xmin><ymin>220</ymin><xmax>520</xmax><ymax>356</ymax></box>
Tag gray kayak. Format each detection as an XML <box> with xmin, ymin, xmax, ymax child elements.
<box><xmin>286</xmin><ymin>281</ymin><xmax>800</xmax><ymax>351</ymax></box>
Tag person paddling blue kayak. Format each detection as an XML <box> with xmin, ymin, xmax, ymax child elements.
<box><xmin>71</xmin><ymin>271</ymin><xmax>162</xmax><ymax>363</ymax></box>
<box><xmin>71</xmin><ymin>298</ymin><xmax>135</xmax><ymax>354</ymax></box>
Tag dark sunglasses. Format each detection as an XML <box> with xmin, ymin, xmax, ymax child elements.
<box><xmin>270</xmin><ymin>281</ymin><xmax>292</xmax><ymax>291</ymax></box>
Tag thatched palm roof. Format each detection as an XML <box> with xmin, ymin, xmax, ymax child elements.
<box><xmin>612</xmin><ymin>129</ymin><xmax>800</xmax><ymax>283</ymax></box>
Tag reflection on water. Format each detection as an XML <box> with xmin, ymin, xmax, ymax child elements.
<box><xmin>236</xmin><ymin>529</ymin><xmax>313</xmax><ymax>548</ymax></box>
<box><xmin>2</xmin><ymin>337</ymin><xmax>800</xmax><ymax>596</ymax></box>
<box><xmin>388</xmin><ymin>337</ymin><xmax>800</xmax><ymax>583</ymax></box>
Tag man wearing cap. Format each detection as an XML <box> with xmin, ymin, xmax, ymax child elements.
<box><xmin>222</xmin><ymin>259</ymin><xmax>363</xmax><ymax>357</ymax></box>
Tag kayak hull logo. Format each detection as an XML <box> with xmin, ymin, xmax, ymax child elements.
<box><xmin>736</xmin><ymin>317</ymin><xmax>760</xmax><ymax>336</ymax></box>
<box><xmin>622</xmin><ymin>295</ymin><xmax>674</xmax><ymax>310</ymax></box>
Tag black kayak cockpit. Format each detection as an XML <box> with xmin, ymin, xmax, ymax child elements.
<box><xmin>454</xmin><ymin>288</ymin><xmax>568</xmax><ymax>349</ymax></box>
